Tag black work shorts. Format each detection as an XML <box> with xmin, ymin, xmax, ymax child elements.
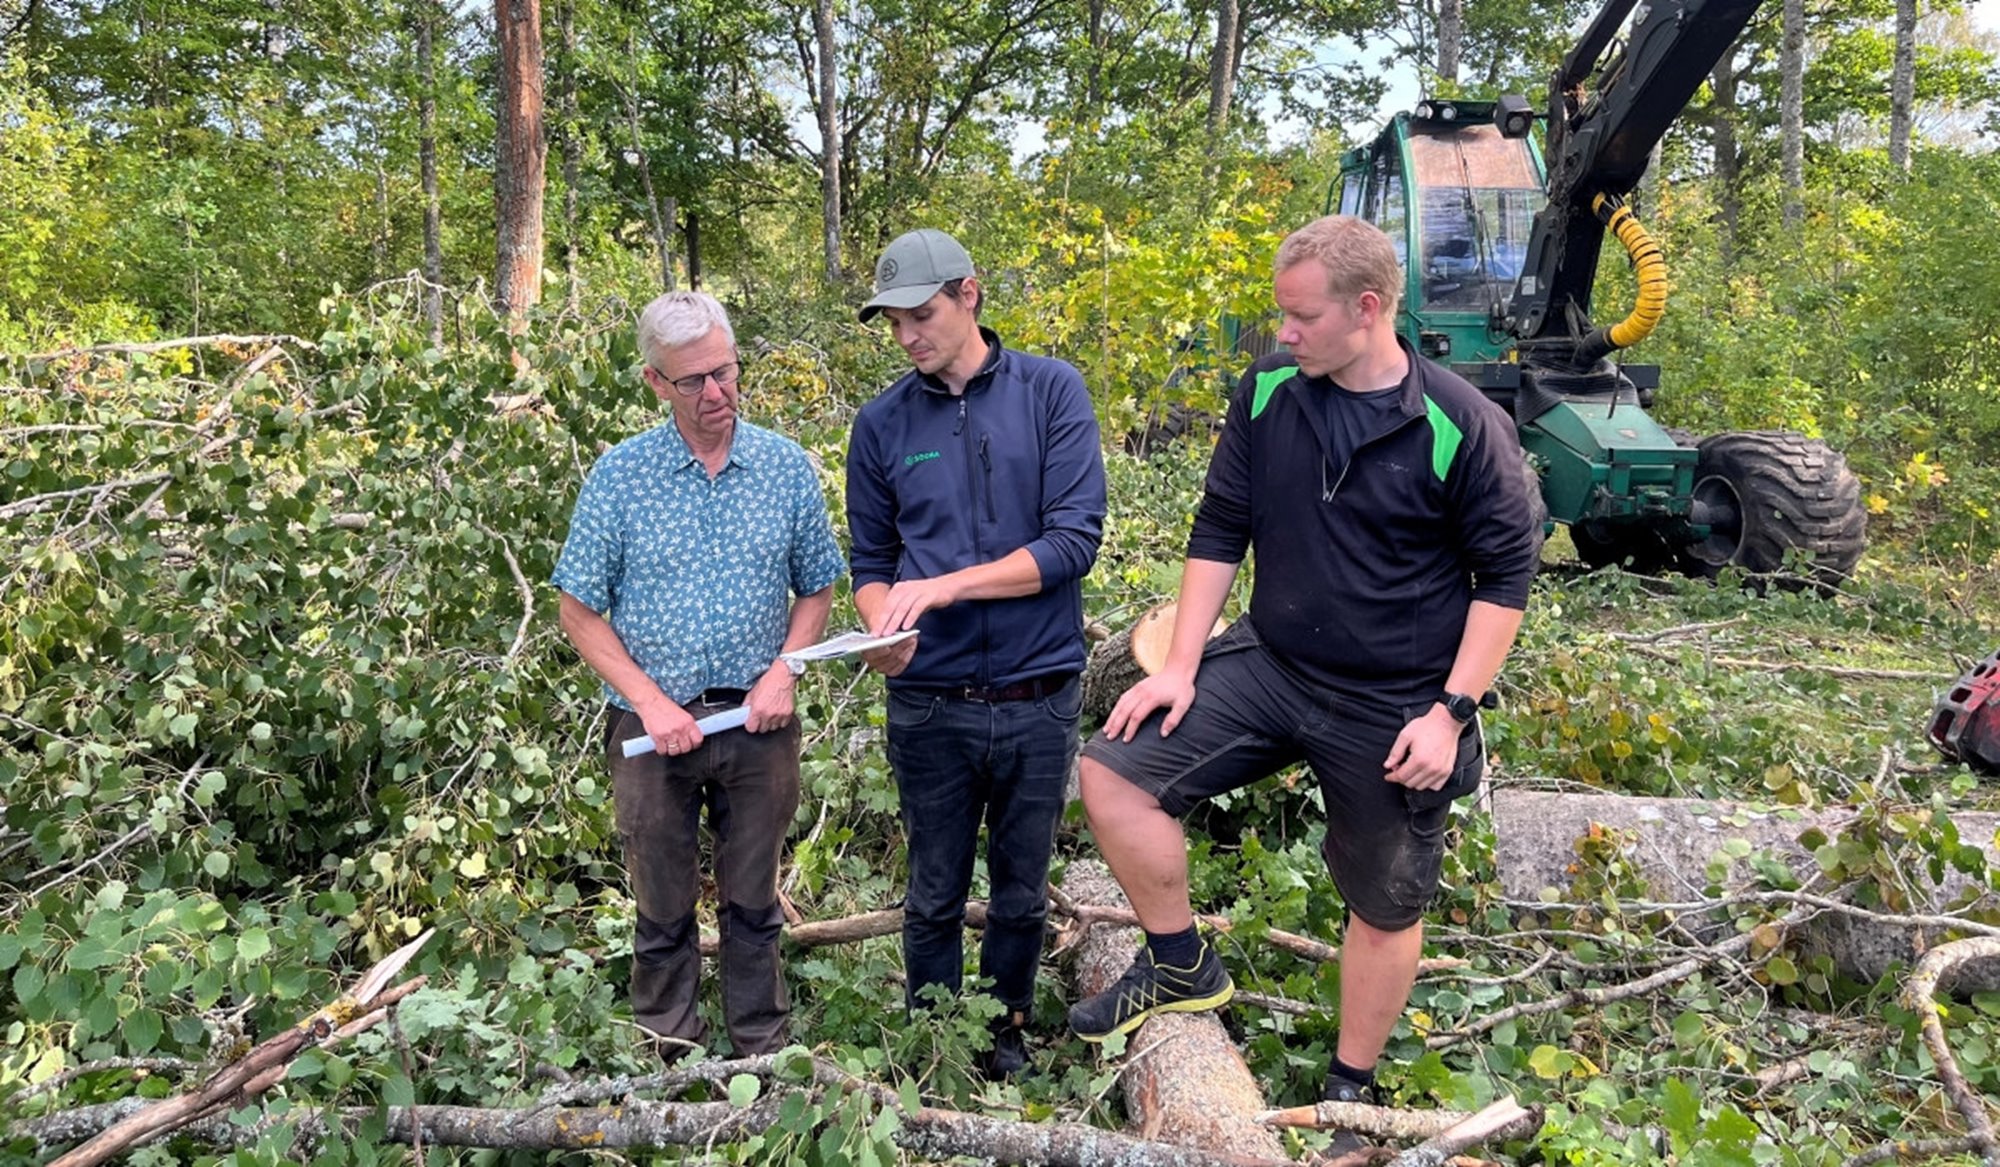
<box><xmin>1080</xmin><ymin>619</ymin><xmax>1483</xmax><ymax>931</ymax></box>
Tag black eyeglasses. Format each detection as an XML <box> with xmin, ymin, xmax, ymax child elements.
<box><xmin>650</xmin><ymin>360</ymin><xmax>742</xmax><ymax>397</ymax></box>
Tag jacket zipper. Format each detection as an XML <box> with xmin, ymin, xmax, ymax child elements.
<box><xmin>1319</xmin><ymin>412</ymin><xmax>1425</xmax><ymax>505</ymax></box>
<box><xmin>957</xmin><ymin>393</ymin><xmax>991</xmax><ymax>686</ymax></box>
<box><xmin>978</xmin><ymin>433</ymin><xmax>996</xmax><ymax>522</ymax></box>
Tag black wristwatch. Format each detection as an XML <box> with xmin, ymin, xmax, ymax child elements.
<box><xmin>1439</xmin><ymin>691</ymin><xmax>1481</xmax><ymax>724</ymax></box>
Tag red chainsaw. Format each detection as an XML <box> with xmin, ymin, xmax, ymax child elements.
<box><xmin>1928</xmin><ymin>648</ymin><xmax>2000</xmax><ymax>776</ymax></box>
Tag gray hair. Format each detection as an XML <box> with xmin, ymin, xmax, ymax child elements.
<box><xmin>636</xmin><ymin>291</ymin><xmax>735</xmax><ymax>363</ymax></box>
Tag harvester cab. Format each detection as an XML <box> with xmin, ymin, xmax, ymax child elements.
<box><xmin>1331</xmin><ymin>0</ymin><xmax>1867</xmax><ymax>586</ymax></box>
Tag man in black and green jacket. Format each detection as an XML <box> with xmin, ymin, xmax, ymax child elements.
<box><xmin>1069</xmin><ymin>215</ymin><xmax>1540</xmax><ymax>1111</ymax></box>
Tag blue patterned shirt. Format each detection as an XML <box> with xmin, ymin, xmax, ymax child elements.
<box><xmin>553</xmin><ymin>419</ymin><xmax>846</xmax><ymax>710</ymax></box>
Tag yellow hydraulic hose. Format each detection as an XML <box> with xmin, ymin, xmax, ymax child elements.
<box><xmin>1594</xmin><ymin>192</ymin><xmax>1667</xmax><ymax>350</ymax></box>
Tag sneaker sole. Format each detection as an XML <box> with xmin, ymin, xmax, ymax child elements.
<box><xmin>1071</xmin><ymin>981</ymin><xmax>1236</xmax><ymax>1044</ymax></box>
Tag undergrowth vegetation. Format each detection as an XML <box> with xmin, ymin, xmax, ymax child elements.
<box><xmin>3</xmin><ymin>290</ymin><xmax>1998</xmax><ymax>1164</ymax></box>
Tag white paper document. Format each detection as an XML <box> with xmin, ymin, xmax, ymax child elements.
<box><xmin>620</xmin><ymin>706</ymin><xmax>752</xmax><ymax>758</ymax></box>
<box><xmin>780</xmin><ymin>628</ymin><xmax>918</xmax><ymax>663</ymax></box>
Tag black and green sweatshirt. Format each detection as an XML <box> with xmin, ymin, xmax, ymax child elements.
<box><xmin>1187</xmin><ymin>339</ymin><xmax>1539</xmax><ymax>706</ymax></box>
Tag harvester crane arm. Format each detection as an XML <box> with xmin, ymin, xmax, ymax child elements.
<box><xmin>1513</xmin><ymin>0</ymin><xmax>1764</xmax><ymax>349</ymax></box>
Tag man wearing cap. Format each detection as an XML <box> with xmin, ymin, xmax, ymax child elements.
<box><xmin>554</xmin><ymin>290</ymin><xmax>845</xmax><ymax>1062</ymax></box>
<box><xmin>845</xmin><ymin>229</ymin><xmax>1107</xmax><ymax>1078</ymax></box>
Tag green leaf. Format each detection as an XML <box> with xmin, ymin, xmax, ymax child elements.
<box><xmin>203</xmin><ymin>851</ymin><xmax>232</xmax><ymax>878</ymax></box>
<box><xmin>13</xmin><ymin>963</ymin><xmax>47</xmax><ymax>1004</ymax></box>
<box><xmin>1660</xmin><ymin>1077</ymin><xmax>1701</xmax><ymax>1144</ymax></box>
<box><xmin>126</xmin><ymin>1008</ymin><xmax>164</xmax><ymax>1053</ymax></box>
<box><xmin>238</xmin><ymin>928</ymin><xmax>272</xmax><ymax>962</ymax></box>
<box><xmin>67</xmin><ymin>935</ymin><xmax>120</xmax><ymax>971</ymax></box>
<box><xmin>727</xmin><ymin>1073</ymin><xmax>761</xmax><ymax>1108</ymax></box>
<box><xmin>0</xmin><ymin>933</ymin><xmax>23</xmax><ymax>971</ymax></box>
<box><xmin>1527</xmin><ymin>1044</ymin><xmax>1569</xmax><ymax>1080</ymax></box>
<box><xmin>1764</xmin><ymin>955</ymin><xmax>1799</xmax><ymax>985</ymax></box>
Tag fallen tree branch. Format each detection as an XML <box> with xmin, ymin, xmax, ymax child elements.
<box><xmin>474</xmin><ymin>522</ymin><xmax>534</xmax><ymax>663</ymax></box>
<box><xmin>1609</xmin><ymin>616</ymin><xmax>1749</xmax><ymax>643</ymax></box>
<box><xmin>42</xmin><ymin>929</ymin><xmax>434</xmax><ymax>1167</ymax></box>
<box><xmin>26</xmin><ymin>335</ymin><xmax>320</xmax><ymax>362</ymax></box>
<box><xmin>1386</xmin><ymin>1097</ymin><xmax>1541</xmax><ymax>1167</ymax></box>
<box><xmin>1841</xmin><ymin>1137</ymin><xmax>1983</xmax><ymax>1167</ymax></box>
<box><xmin>0</xmin><ymin>472</ymin><xmax>174</xmax><ymax>522</ymax></box>
<box><xmin>9</xmin><ymin>1058</ymin><xmax>198</xmax><ymax>1105</ymax></box>
<box><xmin>1424</xmin><ymin>907</ymin><xmax>1814</xmax><ymax>1049</ymax></box>
<box><xmin>1630</xmin><ymin>645</ymin><xmax>1939</xmax><ymax>681</ymax></box>
<box><xmin>26</xmin><ymin>1083</ymin><xmax>1310</xmax><ymax>1166</ymax></box>
<box><xmin>1902</xmin><ymin>936</ymin><xmax>2000</xmax><ymax>1164</ymax></box>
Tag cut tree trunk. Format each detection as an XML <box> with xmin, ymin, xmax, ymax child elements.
<box><xmin>1080</xmin><ymin>603</ymin><xmax>1229</xmax><ymax>727</ymax></box>
<box><xmin>1063</xmin><ymin>861</ymin><xmax>1287</xmax><ymax>1157</ymax></box>
<box><xmin>1489</xmin><ymin>789</ymin><xmax>2000</xmax><ymax>993</ymax></box>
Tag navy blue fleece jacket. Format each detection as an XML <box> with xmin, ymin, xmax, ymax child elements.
<box><xmin>846</xmin><ymin>329</ymin><xmax>1107</xmax><ymax>689</ymax></box>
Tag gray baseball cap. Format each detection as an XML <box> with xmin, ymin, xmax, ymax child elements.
<box><xmin>858</xmin><ymin>229</ymin><xmax>975</xmax><ymax>322</ymax></box>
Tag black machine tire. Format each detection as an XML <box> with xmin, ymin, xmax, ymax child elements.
<box><xmin>1677</xmin><ymin>430</ymin><xmax>1866</xmax><ymax>586</ymax></box>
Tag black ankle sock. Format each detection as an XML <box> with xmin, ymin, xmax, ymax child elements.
<box><xmin>1145</xmin><ymin>925</ymin><xmax>1201</xmax><ymax>967</ymax></box>
<box><xmin>1328</xmin><ymin>1055</ymin><xmax>1375</xmax><ymax>1087</ymax></box>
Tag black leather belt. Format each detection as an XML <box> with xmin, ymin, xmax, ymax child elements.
<box><xmin>920</xmin><ymin>673</ymin><xmax>1075</xmax><ymax>703</ymax></box>
<box><xmin>688</xmin><ymin>687</ymin><xmax>748</xmax><ymax>706</ymax></box>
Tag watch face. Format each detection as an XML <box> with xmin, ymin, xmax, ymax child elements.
<box><xmin>1446</xmin><ymin>694</ymin><xmax>1477</xmax><ymax>721</ymax></box>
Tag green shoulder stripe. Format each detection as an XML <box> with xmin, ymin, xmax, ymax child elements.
<box><xmin>1423</xmin><ymin>394</ymin><xmax>1464</xmax><ymax>482</ymax></box>
<box><xmin>1251</xmin><ymin>365</ymin><xmax>1300</xmax><ymax>420</ymax></box>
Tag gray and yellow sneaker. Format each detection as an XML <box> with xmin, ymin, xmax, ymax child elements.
<box><xmin>1067</xmin><ymin>936</ymin><xmax>1234</xmax><ymax>1042</ymax></box>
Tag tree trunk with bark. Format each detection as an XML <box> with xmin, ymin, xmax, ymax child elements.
<box><xmin>1204</xmin><ymin>0</ymin><xmax>1239</xmax><ymax>144</ymax></box>
<box><xmin>1889</xmin><ymin>0</ymin><xmax>1918</xmax><ymax>171</ymax></box>
<box><xmin>1706</xmin><ymin>53</ymin><xmax>1745</xmax><ymax>258</ymax></box>
<box><xmin>418</xmin><ymin>0</ymin><xmax>443</xmax><ymax>344</ymax></box>
<box><xmin>1063</xmin><ymin>861</ymin><xmax>1288</xmax><ymax>1158</ymax></box>
<box><xmin>555</xmin><ymin>0</ymin><xmax>580</xmax><ymax>309</ymax></box>
<box><xmin>493</xmin><ymin>0</ymin><xmax>546</xmax><ymax>323</ymax></box>
<box><xmin>1780</xmin><ymin>0</ymin><xmax>1805</xmax><ymax>227</ymax></box>
<box><xmin>1489</xmin><ymin>788</ymin><xmax>2000</xmax><ymax>993</ymax></box>
<box><xmin>620</xmin><ymin>43</ymin><xmax>675</xmax><ymax>293</ymax></box>
<box><xmin>1436</xmin><ymin>0</ymin><xmax>1463</xmax><ymax>89</ymax></box>
<box><xmin>813</xmin><ymin>0</ymin><xmax>841</xmax><ymax>284</ymax></box>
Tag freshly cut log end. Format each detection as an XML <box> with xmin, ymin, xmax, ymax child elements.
<box><xmin>1080</xmin><ymin>602</ymin><xmax>1230</xmax><ymax>726</ymax></box>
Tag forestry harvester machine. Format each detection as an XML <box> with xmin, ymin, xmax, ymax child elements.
<box><xmin>1331</xmin><ymin>0</ymin><xmax>1867</xmax><ymax>585</ymax></box>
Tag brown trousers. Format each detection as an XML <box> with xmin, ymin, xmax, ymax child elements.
<box><xmin>604</xmin><ymin>700</ymin><xmax>801</xmax><ymax>1057</ymax></box>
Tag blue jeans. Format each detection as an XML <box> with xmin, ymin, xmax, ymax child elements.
<box><xmin>885</xmin><ymin>677</ymin><xmax>1081</xmax><ymax>1015</ymax></box>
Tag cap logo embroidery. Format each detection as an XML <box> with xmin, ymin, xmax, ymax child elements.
<box><xmin>878</xmin><ymin>258</ymin><xmax>899</xmax><ymax>283</ymax></box>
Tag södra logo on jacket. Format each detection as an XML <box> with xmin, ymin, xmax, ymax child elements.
<box><xmin>903</xmin><ymin>450</ymin><xmax>942</xmax><ymax>467</ymax></box>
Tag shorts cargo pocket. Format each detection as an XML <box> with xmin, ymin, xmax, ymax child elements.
<box><xmin>1379</xmin><ymin>716</ymin><xmax>1485</xmax><ymax>918</ymax></box>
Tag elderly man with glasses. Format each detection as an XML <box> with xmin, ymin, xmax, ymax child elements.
<box><xmin>553</xmin><ymin>290</ymin><xmax>844</xmax><ymax>1061</ymax></box>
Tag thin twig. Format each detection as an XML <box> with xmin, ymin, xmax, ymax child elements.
<box><xmin>1426</xmin><ymin>907</ymin><xmax>1815</xmax><ymax>1049</ymax></box>
<box><xmin>26</xmin><ymin>335</ymin><xmax>320</xmax><ymax>361</ymax></box>
<box><xmin>475</xmin><ymin>523</ymin><xmax>535</xmax><ymax>663</ymax></box>
<box><xmin>11</xmin><ymin>1058</ymin><xmax>199</xmax><ymax>1104</ymax></box>
<box><xmin>0</xmin><ymin>472</ymin><xmax>175</xmax><ymax>521</ymax></box>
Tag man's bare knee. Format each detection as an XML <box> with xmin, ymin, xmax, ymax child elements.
<box><xmin>1079</xmin><ymin>758</ymin><xmax>1158</xmax><ymax>822</ymax></box>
